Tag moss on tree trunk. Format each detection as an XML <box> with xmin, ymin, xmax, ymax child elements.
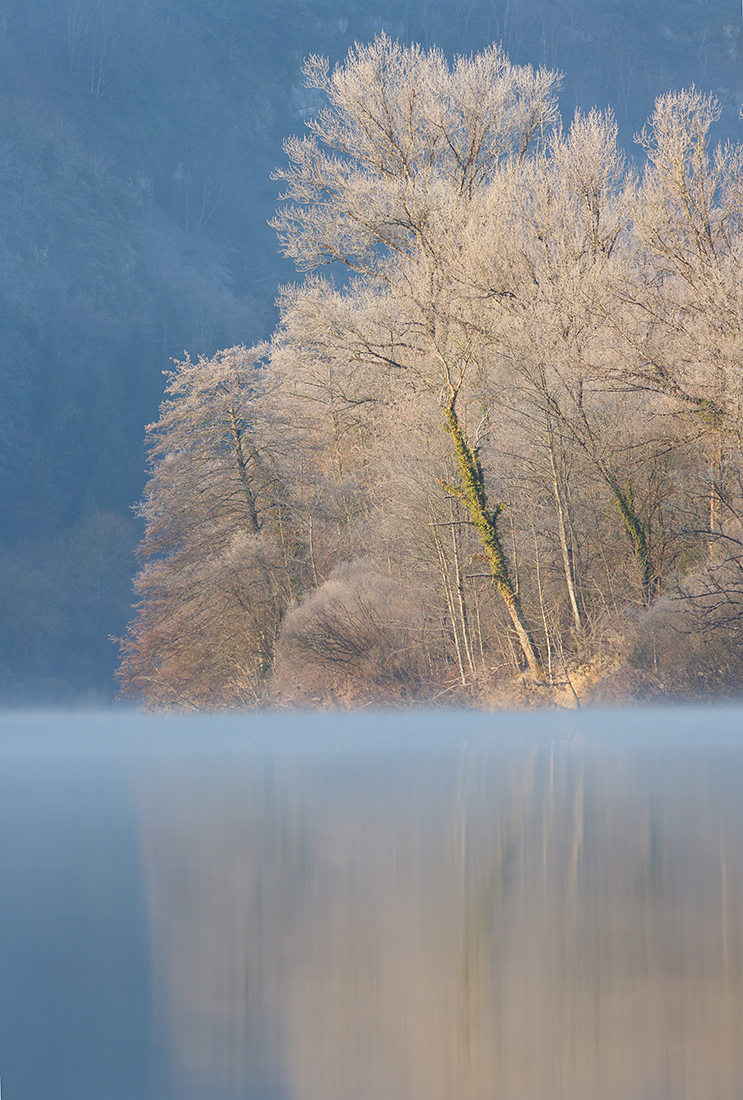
<box><xmin>440</xmin><ymin>395</ymin><xmax>543</xmax><ymax>678</ymax></box>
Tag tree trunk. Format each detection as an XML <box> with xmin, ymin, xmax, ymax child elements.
<box><xmin>546</xmin><ymin>426</ymin><xmax>583</xmax><ymax>632</ymax></box>
<box><xmin>441</xmin><ymin>394</ymin><xmax>543</xmax><ymax>678</ymax></box>
<box><xmin>600</xmin><ymin>465</ymin><xmax>655</xmax><ymax>605</ymax></box>
<box><xmin>431</xmin><ymin>519</ymin><xmax>468</xmax><ymax>685</ymax></box>
<box><xmin>709</xmin><ymin>434</ymin><xmax>726</xmax><ymax>559</ymax></box>
<box><xmin>450</xmin><ymin>505</ymin><xmax>477</xmax><ymax>679</ymax></box>
<box><xmin>229</xmin><ymin>404</ymin><xmax>260</xmax><ymax>533</ymax></box>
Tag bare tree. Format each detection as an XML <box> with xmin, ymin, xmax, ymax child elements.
<box><xmin>271</xmin><ymin>35</ymin><xmax>561</xmax><ymax>674</ymax></box>
<box><xmin>628</xmin><ymin>89</ymin><xmax>743</xmax><ymax>550</ymax></box>
<box><xmin>117</xmin><ymin>345</ymin><xmax>297</xmax><ymax>708</ymax></box>
<box><xmin>455</xmin><ymin>108</ymin><xmax>672</xmax><ymax>608</ymax></box>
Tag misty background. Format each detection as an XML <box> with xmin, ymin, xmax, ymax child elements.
<box><xmin>1</xmin><ymin>0</ymin><xmax>742</xmax><ymax>704</ymax></box>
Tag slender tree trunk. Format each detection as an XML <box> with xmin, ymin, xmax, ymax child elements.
<box><xmin>441</xmin><ymin>393</ymin><xmax>543</xmax><ymax>677</ymax></box>
<box><xmin>229</xmin><ymin>405</ymin><xmax>260</xmax><ymax>533</ymax></box>
<box><xmin>599</xmin><ymin>464</ymin><xmax>655</xmax><ymax>604</ymax></box>
<box><xmin>432</xmin><ymin>521</ymin><xmax>468</xmax><ymax>684</ymax></box>
<box><xmin>531</xmin><ymin>523</ymin><xmax>553</xmax><ymax>683</ymax></box>
<box><xmin>568</xmin><ymin>399</ymin><xmax>655</xmax><ymax>603</ymax></box>
<box><xmin>709</xmin><ymin>434</ymin><xmax>726</xmax><ymax>558</ymax></box>
<box><xmin>450</xmin><ymin>506</ymin><xmax>477</xmax><ymax>678</ymax></box>
<box><xmin>546</xmin><ymin>427</ymin><xmax>583</xmax><ymax>631</ymax></box>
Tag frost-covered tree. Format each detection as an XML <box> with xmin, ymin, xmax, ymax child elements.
<box><xmin>630</xmin><ymin>89</ymin><xmax>743</xmax><ymax>545</ymax></box>
<box><xmin>272</xmin><ymin>34</ymin><xmax>561</xmax><ymax>675</ymax></box>
<box><xmin>463</xmin><ymin>108</ymin><xmax>668</xmax><ymax>608</ymax></box>
<box><xmin>117</xmin><ymin>345</ymin><xmax>297</xmax><ymax>709</ymax></box>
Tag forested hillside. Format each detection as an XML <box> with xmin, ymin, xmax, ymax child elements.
<box><xmin>1</xmin><ymin>0</ymin><xmax>742</xmax><ymax>703</ymax></box>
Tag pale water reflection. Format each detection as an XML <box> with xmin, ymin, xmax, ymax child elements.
<box><xmin>0</xmin><ymin>709</ymin><xmax>742</xmax><ymax>1099</ymax></box>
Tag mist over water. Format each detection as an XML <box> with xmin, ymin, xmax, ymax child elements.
<box><xmin>0</xmin><ymin>709</ymin><xmax>742</xmax><ymax>1099</ymax></box>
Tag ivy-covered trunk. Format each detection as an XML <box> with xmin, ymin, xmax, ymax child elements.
<box><xmin>441</xmin><ymin>394</ymin><xmax>544</xmax><ymax>677</ymax></box>
<box><xmin>599</xmin><ymin>463</ymin><xmax>655</xmax><ymax>605</ymax></box>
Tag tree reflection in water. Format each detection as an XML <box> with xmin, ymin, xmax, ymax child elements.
<box><xmin>136</xmin><ymin>740</ymin><xmax>743</xmax><ymax>1100</ymax></box>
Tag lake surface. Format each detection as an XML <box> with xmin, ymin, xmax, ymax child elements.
<box><xmin>0</xmin><ymin>708</ymin><xmax>742</xmax><ymax>1100</ymax></box>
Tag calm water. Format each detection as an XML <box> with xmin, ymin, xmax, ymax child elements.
<box><xmin>0</xmin><ymin>708</ymin><xmax>742</xmax><ymax>1100</ymax></box>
